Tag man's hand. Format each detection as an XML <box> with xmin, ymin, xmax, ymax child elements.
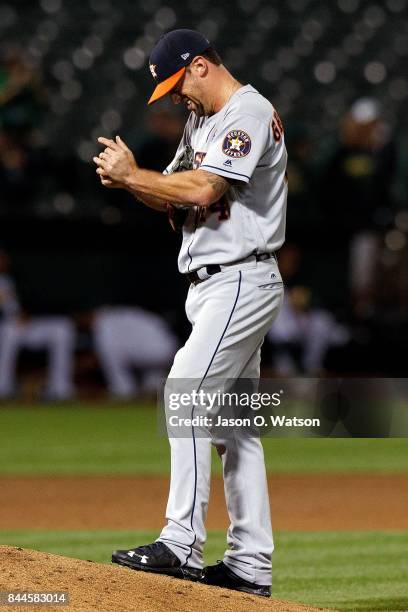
<box><xmin>93</xmin><ymin>135</ymin><xmax>230</xmax><ymax>208</ymax></box>
<box><xmin>93</xmin><ymin>135</ymin><xmax>137</xmax><ymax>189</ymax></box>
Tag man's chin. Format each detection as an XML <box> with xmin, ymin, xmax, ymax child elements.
<box><xmin>183</xmin><ymin>99</ymin><xmax>204</xmax><ymax>116</ymax></box>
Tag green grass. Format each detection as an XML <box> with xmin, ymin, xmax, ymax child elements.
<box><xmin>1</xmin><ymin>405</ymin><xmax>408</xmax><ymax>474</ymax></box>
<box><xmin>274</xmin><ymin>531</ymin><xmax>408</xmax><ymax>610</ymax></box>
<box><xmin>1</xmin><ymin>404</ymin><xmax>407</xmax><ymax>610</ymax></box>
<box><xmin>1</xmin><ymin>529</ymin><xmax>407</xmax><ymax>610</ymax></box>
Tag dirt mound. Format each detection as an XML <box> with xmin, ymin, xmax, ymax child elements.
<box><xmin>0</xmin><ymin>546</ymin><xmax>326</xmax><ymax>612</ymax></box>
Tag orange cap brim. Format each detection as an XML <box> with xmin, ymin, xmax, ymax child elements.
<box><xmin>147</xmin><ymin>67</ymin><xmax>186</xmax><ymax>105</ymax></box>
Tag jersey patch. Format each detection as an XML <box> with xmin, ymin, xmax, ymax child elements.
<box><xmin>222</xmin><ymin>130</ymin><xmax>251</xmax><ymax>158</ymax></box>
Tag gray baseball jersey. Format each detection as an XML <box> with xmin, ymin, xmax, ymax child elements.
<box><xmin>155</xmin><ymin>85</ymin><xmax>287</xmax><ymax>586</ymax></box>
<box><xmin>165</xmin><ymin>84</ymin><xmax>288</xmax><ymax>273</ymax></box>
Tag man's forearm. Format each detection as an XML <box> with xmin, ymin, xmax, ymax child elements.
<box><xmin>94</xmin><ymin>136</ymin><xmax>229</xmax><ymax>207</ymax></box>
<box><xmin>125</xmin><ymin>168</ymin><xmax>228</xmax><ymax>208</ymax></box>
<box><xmin>127</xmin><ymin>188</ymin><xmax>168</xmax><ymax>212</ymax></box>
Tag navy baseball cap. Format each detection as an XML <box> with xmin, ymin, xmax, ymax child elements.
<box><xmin>148</xmin><ymin>29</ymin><xmax>211</xmax><ymax>105</ymax></box>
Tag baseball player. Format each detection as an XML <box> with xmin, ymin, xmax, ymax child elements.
<box><xmin>0</xmin><ymin>249</ymin><xmax>75</xmax><ymax>400</ymax></box>
<box><xmin>93</xmin><ymin>29</ymin><xmax>287</xmax><ymax>597</ymax></box>
<box><xmin>93</xmin><ymin>305</ymin><xmax>178</xmax><ymax>398</ymax></box>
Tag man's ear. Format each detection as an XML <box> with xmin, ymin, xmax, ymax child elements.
<box><xmin>191</xmin><ymin>56</ymin><xmax>209</xmax><ymax>78</ymax></box>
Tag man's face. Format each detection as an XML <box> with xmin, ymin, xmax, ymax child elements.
<box><xmin>170</xmin><ymin>67</ymin><xmax>206</xmax><ymax>117</ymax></box>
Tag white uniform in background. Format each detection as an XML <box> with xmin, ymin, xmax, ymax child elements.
<box><xmin>268</xmin><ymin>293</ymin><xmax>349</xmax><ymax>374</ymax></box>
<box><xmin>0</xmin><ymin>275</ymin><xmax>75</xmax><ymax>399</ymax></box>
<box><xmin>158</xmin><ymin>85</ymin><xmax>287</xmax><ymax>587</ymax></box>
<box><xmin>93</xmin><ymin>306</ymin><xmax>178</xmax><ymax>398</ymax></box>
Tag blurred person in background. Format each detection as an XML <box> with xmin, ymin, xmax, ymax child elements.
<box><xmin>0</xmin><ymin>127</ymin><xmax>49</xmax><ymax>211</ymax></box>
<box><xmin>0</xmin><ymin>45</ymin><xmax>47</xmax><ymax>138</ymax></box>
<box><xmin>268</xmin><ymin>244</ymin><xmax>349</xmax><ymax>374</ymax></box>
<box><xmin>319</xmin><ymin>97</ymin><xmax>397</xmax><ymax>316</ymax></box>
<box><xmin>136</xmin><ymin>109</ymin><xmax>184</xmax><ymax>172</ymax></box>
<box><xmin>0</xmin><ymin>248</ymin><xmax>76</xmax><ymax>400</ymax></box>
<box><xmin>267</xmin><ymin>285</ymin><xmax>349</xmax><ymax>375</ymax></box>
<box><xmin>92</xmin><ymin>305</ymin><xmax>178</xmax><ymax>399</ymax></box>
<box><xmin>284</xmin><ymin>123</ymin><xmax>320</xmax><ymax>245</ymax></box>
<box><xmin>0</xmin><ymin>46</ymin><xmax>53</xmax><ymax>213</ymax></box>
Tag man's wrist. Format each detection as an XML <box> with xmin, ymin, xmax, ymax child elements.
<box><xmin>123</xmin><ymin>168</ymin><xmax>139</xmax><ymax>192</ymax></box>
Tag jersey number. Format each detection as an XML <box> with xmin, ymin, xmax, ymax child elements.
<box><xmin>272</xmin><ymin>110</ymin><xmax>284</xmax><ymax>142</ymax></box>
<box><xmin>194</xmin><ymin>150</ymin><xmax>230</xmax><ymax>223</ymax></box>
<box><xmin>210</xmin><ymin>196</ymin><xmax>230</xmax><ymax>220</ymax></box>
<box><xmin>198</xmin><ymin>197</ymin><xmax>230</xmax><ymax>223</ymax></box>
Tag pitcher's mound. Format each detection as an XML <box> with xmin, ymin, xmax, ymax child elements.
<box><xmin>0</xmin><ymin>546</ymin><xmax>326</xmax><ymax>612</ymax></box>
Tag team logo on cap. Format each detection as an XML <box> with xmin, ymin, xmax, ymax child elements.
<box><xmin>149</xmin><ymin>64</ymin><xmax>158</xmax><ymax>79</ymax></box>
<box><xmin>222</xmin><ymin>130</ymin><xmax>251</xmax><ymax>158</ymax></box>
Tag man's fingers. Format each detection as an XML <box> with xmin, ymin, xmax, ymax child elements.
<box><xmin>93</xmin><ymin>155</ymin><xmax>106</xmax><ymax>167</ymax></box>
<box><xmin>101</xmin><ymin>177</ymin><xmax>118</xmax><ymax>189</ymax></box>
<box><xmin>115</xmin><ymin>135</ymin><xmax>130</xmax><ymax>151</ymax></box>
<box><xmin>96</xmin><ymin>167</ymin><xmax>109</xmax><ymax>176</ymax></box>
<box><xmin>98</xmin><ymin>136</ymin><xmax>117</xmax><ymax>148</ymax></box>
<box><xmin>98</xmin><ymin>136</ymin><xmax>119</xmax><ymax>150</ymax></box>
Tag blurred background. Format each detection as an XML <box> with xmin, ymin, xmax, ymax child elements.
<box><xmin>0</xmin><ymin>0</ymin><xmax>407</xmax><ymax>401</ymax></box>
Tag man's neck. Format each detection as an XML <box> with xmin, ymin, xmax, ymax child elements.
<box><xmin>209</xmin><ymin>69</ymin><xmax>243</xmax><ymax>115</ymax></box>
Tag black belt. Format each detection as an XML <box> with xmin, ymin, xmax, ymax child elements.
<box><xmin>186</xmin><ymin>253</ymin><xmax>275</xmax><ymax>286</ymax></box>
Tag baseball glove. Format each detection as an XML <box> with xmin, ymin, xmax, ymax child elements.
<box><xmin>167</xmin><ymin>145</ymin><xmax>194</xmax><ymax>231</ymax></box>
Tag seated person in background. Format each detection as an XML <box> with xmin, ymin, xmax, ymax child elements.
<box><xmin>319</xmin><ymin>97</ymin><xmax>397</xmax><ymax>313</ymax></box>
<box><xmin>0</xmin><ymin>249</ymin><xmax>75</xmax><ymax>400</ymax></box>
<box><xmin>267</xmin><ymin>286</ymin><xmax>349</xmax><ymax>375</ymax></box>
<box><xmin>93</xmin><ymin>305</ymin><xmax>178</xmax><ymax>399</ymax></box>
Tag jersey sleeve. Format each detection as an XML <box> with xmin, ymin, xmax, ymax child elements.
<box><xmin>199</xmin><ymin>112</ymin><xmax>270</xmax><ymax>184</ymax></box>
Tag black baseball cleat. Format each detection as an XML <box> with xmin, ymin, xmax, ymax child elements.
<box><xmin>201</xmin><ymin>561</ymin><xmax>271</xmax><ymax>598</ymax></box>
<box><xmin>112</xmin><ymin>541</ymin><xmax>202</xmax><ymax>582</ymax></box>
